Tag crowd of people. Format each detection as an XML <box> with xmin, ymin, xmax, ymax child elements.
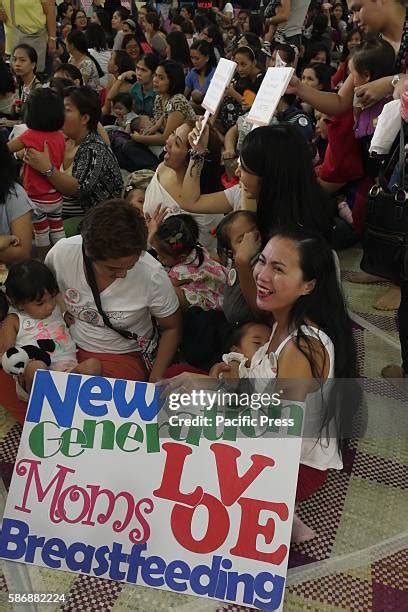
<box><xmin>0</xmin><ymin>0</ymin><xmax>407</xmax><ymax>543</ymax></box>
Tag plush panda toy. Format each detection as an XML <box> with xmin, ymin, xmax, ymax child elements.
<box><xmin>1</xmin><ymin>339</ymin><xmax>56</xmax><ymax>376</ymax></box>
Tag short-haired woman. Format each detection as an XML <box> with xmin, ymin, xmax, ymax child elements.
<box><xmin>24</xmin><ymin>86</ymin><xmax>123</xmax><ymax>227</ymax></box>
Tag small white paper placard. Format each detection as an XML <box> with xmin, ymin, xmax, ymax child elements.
<box><xmin>246</xmin><ymin>67</ymin><xmax>294</xmax><ymax>127</ymax></box>
<box><xmin>202</xmin><ymin>58</ymin><xmax>237</xmax><ymax>115</ymax></box>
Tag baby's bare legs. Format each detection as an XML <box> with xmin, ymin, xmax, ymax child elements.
<box><xmin>71</xmin><ymin>358</ymin><xmax>102</xmax><ymax>376</ymax></box>
<box><xmin>22</xmin><ymin>360</ymin><xmax>48</xmax><ymax>394</ymax></box>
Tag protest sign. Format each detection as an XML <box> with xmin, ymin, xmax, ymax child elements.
<box><xmin>202</xmin><ymin>58</ymin><xmax>237</xmax><ymax>115</ymax></box>
<box><xmin>194</xmin><ymin>58</ymin><xmax>236</xmax><ymax>144</ymax></box>
<box><xmin>246</xmin><ymin>67</ymin><xmax>295</xmax><ymax>127</ymax></box>
<box><xmin>0</xmin><ymin>371</ymin><xmax>303</xmax><ymax>611</ymax></box>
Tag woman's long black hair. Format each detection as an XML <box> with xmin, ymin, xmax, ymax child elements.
<box><xmin>67</xmin><ymin>29</ymin><xmax>104</xmax><ymax>78</ymax></box>
<box><xmin>166</xmin><ymin>31</ymin><xmax>192</xmax><ymax>67</ymax></box>
<box><xmin>190</xmin><ymin>39</ymin><xmax>217</xmax><ymax>76</ymax></box>
<box><xmin>184</xmin><ymin>120</ymin><xmax>222</xmax><ymax>194</ymax></box>
<box><xmin>240</xmin><ymin>124</ymin><xmax>334</xmax><ymax>245</ymax></box>
<box><xmin>267</xmin><ymin>226</ymin><xmax>361</xmax><ymax>449</ymax></box>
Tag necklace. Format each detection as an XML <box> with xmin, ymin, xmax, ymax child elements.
<box><xmin>21</xmin><ymin>75</ymin><xmax>37</xmax><ymax>102</ymax></box>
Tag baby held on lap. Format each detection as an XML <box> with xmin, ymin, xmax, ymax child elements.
<box><xmin>129</xmin><ymin>115</ymin><xmax>155</xmax><ymax>136</ymax></box>
<box><xmin>218</xmin><ymin>321</ymin><xmax>316</xmax><ymax>544</ymax></box>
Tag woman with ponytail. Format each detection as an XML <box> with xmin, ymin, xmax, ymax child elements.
<box><xmin>67</xmin><ymin>29</ymin><xmax>103</xmax><ymax>91</ymax></box>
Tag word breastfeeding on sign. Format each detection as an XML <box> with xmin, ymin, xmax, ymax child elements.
<box><xmin>0</xmin><ymin>524</ymin><xmax>284</xmax><ymax>610</ymax></box>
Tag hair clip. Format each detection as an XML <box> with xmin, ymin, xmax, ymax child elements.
<box><xmin>168</xmin><ymin>232</ymin><xmax>183</xmax><ymax>245</ymax></box>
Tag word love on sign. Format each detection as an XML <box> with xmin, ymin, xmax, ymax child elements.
<box><xmin>0</xmin><ymin>371</ymin><xmax>303</xmax><ymax>611</ymax></box>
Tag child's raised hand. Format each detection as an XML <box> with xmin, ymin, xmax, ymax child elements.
<box><xmin>63</xmin><ymin>311</ymin><xmax>75</xmax><ymax>327</ymax></box>
<box><xmin>120</xmin><ymin>70</ymin><xmax>137</xmax><ymax>81</ymax></box>
<box><xmin>0</xmin><ymin>234</ymin><xmax>20</xmax><ymax>251</ymax></box>
<box><xmin>145</xmin><ymin>204</ymin><xmax>168</xmax><ymax>240</ymax></box>
<box><xmin>234</xmin><ymin>230</ymin><xmax>261</xmax><ymax>266</ymax></box>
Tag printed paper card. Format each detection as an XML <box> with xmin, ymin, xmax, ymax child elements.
<box><xmin>0</xmin><ymin>371</ymin><xmax>304</xmax><ymax>611</ymax></box>
<box><xmin>247</xmin><ymin>67</ymin><xmax>295</xmax><ymax>127</ymax></box>
<box><xmin>202</xmin><ymin>58</ymin><xmax>237</xmax><ymax>115</ymax></box>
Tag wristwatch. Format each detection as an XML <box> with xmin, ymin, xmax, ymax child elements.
<box><xmin>48</xmin><ymin>36</ymin><xmax>57</xmax><ymax>41</ymax></box>
<box><xmin>40</xmin><ymin>165</ymin><xmax>55</xmax><ymax>177</ymax></box>
<box><xmin>392</xmin><ymin>74</ymin><xmax>401</xmax><ymax>88</ymax></box>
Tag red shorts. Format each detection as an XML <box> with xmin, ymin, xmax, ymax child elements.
<box><xmin>76</xmin><ymin>348</ymin><xmax>147</xmax><ymax>381</ymax></box>
<box><xmin>164</xmin><ymin>364</ymin><xmax>208</xmax><ymax>377</ymax></box>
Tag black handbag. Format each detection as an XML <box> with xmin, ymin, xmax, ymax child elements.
<box><xmin>361</xmin><ymin>123</ymin><xmax>408</xmax><ymax>281</ymax></box>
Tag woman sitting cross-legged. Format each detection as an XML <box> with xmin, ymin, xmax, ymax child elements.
<box><xmin>116</xmin><ymin>60</ymin><xmax>196</xmax><ymax>172</ymax></box>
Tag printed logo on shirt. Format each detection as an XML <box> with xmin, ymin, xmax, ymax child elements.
<box><xmin>78</xmin><ymin>309</ymin><xmax>102</xmax><ymax>326</ymax></box>
<box><xmin>65</xmin><ymin>288</ymin><xmax>81</xmax><ymax>304</ymax></box>
<box><xmin>22</xmin><ymin>319</ymin><xmax>36</xmax><ymax>331</ymax></box>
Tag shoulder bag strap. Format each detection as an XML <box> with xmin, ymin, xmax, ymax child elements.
<box><xmin>81</xmin><ymin>245</ymin><xmax>159</xmax><ymax>371</ymax></box>
<box><xmin>82</xmin><ymin>245</ymin><xmax>138</xmax><ymax>342</ymax></box>
<box><xmin>398</xmin><ymin>121</ymin><xmax>406</xmax><ymax>188</ymax></box>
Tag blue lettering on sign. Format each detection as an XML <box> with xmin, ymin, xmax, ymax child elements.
<box><xmin>26</xmin><ymin>371</ymin><xmax>161</xmax><ymax>427</ymax></box>
<box><xmin>0</xmin><ymin>518</ymin><xmax>285</xmax><ymax>610</ymax></box>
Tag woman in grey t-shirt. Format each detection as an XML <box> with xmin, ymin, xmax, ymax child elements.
<box><xmin>0</xmin><ymin>144</ymin><xmax>33</xmax><ymax>265</ymax></box>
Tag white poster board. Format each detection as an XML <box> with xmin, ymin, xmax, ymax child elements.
<box><xmin>246</xmin><ymin>67</ymin><xmax>295</xmax><ymax>127</ymax></box>
<box><xmin>201</xmin><ymin>58</ymin><xmax>237</xmax><ymax>115</ymax></box>
<box><xmin>0</xmin><ymin>371</ymin><xmax>304</xmax><ymax>611</ymax></box>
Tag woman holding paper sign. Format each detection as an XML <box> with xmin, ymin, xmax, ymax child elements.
<box><xmin>180</xmin><ymin>122</ymin><xmax>333</xmax><ymax>244</ymax></box>
<box><xmin>218</xmin><ymin>46</ymin><xmax>265</xmax><ymax>133</ymax></box>
<box><xmin>143</xmin><ymin>121</ymin><xmax>224</xmax><ymax>251</ymax></box>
